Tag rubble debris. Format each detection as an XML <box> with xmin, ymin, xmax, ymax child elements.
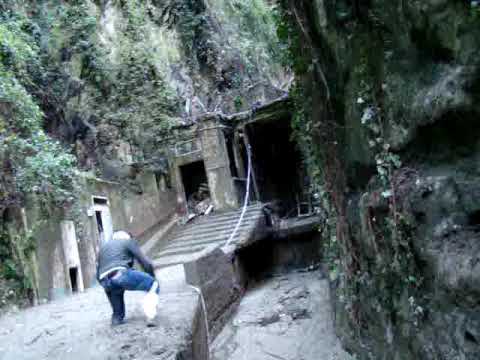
<box><xmin>187</xmin><ymin>183</ymin><xmax>214</xmax><ymax>216</ymax></box>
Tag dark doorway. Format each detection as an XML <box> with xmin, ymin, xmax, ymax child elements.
<box><xmin>69</xmin><ymin>267</ymin><xmax>79</xmax><ymax>293</ymax></box>
<box><xmin>225</xmin><ymin>134</ymin><xmax>239</xmax><ymax>178</ymax></box>
<box><xmin>180</xmin><ymin>161</ymin><xmax>209</xmax><ymax>202</ymax></box>
<box><xmin>95</xmin><ymin>210</ymin><xmax>103</xmax><ymax>235</ymax></box>
<box><xmin>246</xmin><ymin>118</ymin><xmax>305</xmax><ymax>216</ymax></box>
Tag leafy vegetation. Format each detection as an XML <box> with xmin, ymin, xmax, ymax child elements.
<box><xmin>0</xmin><ymin>5</ymin><xmax>81</xmax><ymax>304</ymax></box>
<box><xmin>274</xmin><ymin>4</ymin><xmax>342</xmax><ymax>277</ymax></box>
<box><xmin>0</xmin><ymin>8</ymin><xmax>77</xmax><ymax>211</ymax></box>
<box><xmin>0</xmin><ymin>0</ymin><xmax>183</xmax><ymax>301</ymax></box>
<box><xmin>277</xmin><ymin>1</ymin><xmax>430</xmax><ymax>338</ymax></box>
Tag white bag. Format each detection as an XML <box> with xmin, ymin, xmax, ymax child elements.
<box><xmin>143</xmin><ymin>281</ymin><xmax>159</xmax><ymax>321</ymax></box>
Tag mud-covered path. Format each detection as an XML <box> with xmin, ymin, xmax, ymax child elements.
<box><xmin>211</xmin><ymin>271</ymin><xmax>353</xmax><ymax>360</ymax></box>
<box><xmin>0</xmin><ymin>267</ymin><xmax>198</xmax><ymax>360</ymax></box>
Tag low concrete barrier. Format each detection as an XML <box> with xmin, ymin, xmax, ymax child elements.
<box><xmin>184</xmin><ymin>245</ymin><xmax>244</xmax><ymax>339</ymax></box>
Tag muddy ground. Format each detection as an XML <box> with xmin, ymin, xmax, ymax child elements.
<box><xmin>0</xmin><ymin>267</ymin><xmax>198</xmax><ymax>360</ymax></box>
<box><xmin>211</xmin><ymin>270</ymin><xmax>353</xmax><ymax>360</ymax></box>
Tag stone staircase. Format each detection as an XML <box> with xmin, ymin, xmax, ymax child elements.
<box><xmin>153</xmin><ymin>203</ymin><xmax>268</xmax><ymax>268</ymax></box>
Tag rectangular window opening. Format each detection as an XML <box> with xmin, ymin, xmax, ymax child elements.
<box><xmin>93</xmin><ymin>196</ymin><xmax>108</xmax><ymax>205</ymax></box>
<box><xmin>69</xmin><ymin>267</ymin><xmax>79</xmax><ymax>293</ymax></box>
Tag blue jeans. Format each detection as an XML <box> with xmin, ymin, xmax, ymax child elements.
<box><xmin>99</xmin><ymin>269</ymin><xmax>159</xmax><ymax>322</ymax></box>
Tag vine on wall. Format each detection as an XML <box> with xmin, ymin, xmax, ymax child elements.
<box><xmin>276</xmin><ymin>0</ymin><xmax>355</xmax><ymax>281</ymax></box>
<box><xmin>276</xmin><ymin>0</ymin><xmax>426</xmax><ymax>331</ymax></box>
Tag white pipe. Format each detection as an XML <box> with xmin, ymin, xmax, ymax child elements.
<box><xmin>225</xmin><ymin>142</ymin><xmax>252</xmax><ymax>247</ymax></box>
<box><xmin>189</xmin><ymin>285</ymin><xmax>211</xmax><ymax>345</ymax></box>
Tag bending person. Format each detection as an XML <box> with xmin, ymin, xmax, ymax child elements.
<box><xmin>97</xmin><ymin>230</ymin><xmax>159</xmax><ymax>326</ymax></box>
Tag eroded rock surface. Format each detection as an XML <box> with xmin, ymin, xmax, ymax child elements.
<box><xmin>281</xmin><ymin>0</ymin><xmax>480</xmax><ymax>358</ymax></box>
<box><xmin>211</xmin><ymin>271</ymin><xmax>353</xmax><ymax>360</ymax></box>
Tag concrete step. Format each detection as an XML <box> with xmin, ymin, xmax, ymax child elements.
<box><xmin>158</xmin><ymin>231</ymin><xmax>248</xmax><ymax>257</ymax></box>
<box><xmin>166</xmin><ymin>231</ymin><xmax>249</xmax><ymax>251</ymax></box>
<box><xmin>141</xmin><ymin>215</ymin><xmax>178</xmax><ymax>255</ymax></box>
<box><xmin>156</xmin><ymin>230</ymin><xmax>250</xmax><ymax>258</ymax></box>
<box><xmin>165</xmin><ymin>228</ymin><xmax>250</xmax><ymax>251</ymax></box>
<box><xmin>173</xmin><ymin>213</ymin><xmax>260</xmax><ymax>237</ymax></box>
<box><xmin>172</xmin><ymin>209</ymin><xmax>263</xmax><ymax>237</ymax></box>
<box><xmin>177</xmin><ymin>203</ymin><xmax>263</xmax><ymax>227</ymax></box>
<box><xmin>194</xmin><ymin>203</ymin><xmax>263</xmax><ymax>220</ymax></box>
<box><xmin>153</xmin><ymin>203</ymin><xmax>266</xmax><ymax>268</ymax></box>
<box><xmin>168</xmin><ymin>219</ymin><xmax>259</xmax><ymax>243</ymax></box>
<box><xmin>156</xmin><ymin>241</ymin><xmax>221</xmax><ymax>258</ymax></box>
<box><xmin>184</xmin><ymin>203</ymin><xmax>263</xmax><ymax>223</ymax></box>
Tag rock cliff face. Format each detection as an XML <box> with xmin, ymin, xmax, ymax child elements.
<box><xmin>95</xmin><ymin>0</ymin><xmax>289</xmax><ymax>118</ymax></box>
<box><xmin>281</xmin><ymin>0</ymin><xmax>480</xmax><ymax>359</ymax></box>
<box><xmin>2</xmin><ymin>0</ymin><xmax>288</xmax><ymax>175</ymax></box>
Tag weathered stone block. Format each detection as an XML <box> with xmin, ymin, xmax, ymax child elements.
<box><xmin>184</xmin><ymin>245</ymin><xmax>242</xmax><ymax>336</ymax></box>
<box><xmin>184</xmin><ymin>245</ymin><xmax>235</xmax><ymax>287</ymax></box>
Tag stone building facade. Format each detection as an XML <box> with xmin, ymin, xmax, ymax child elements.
<box><xmin>20</xmin><ymin>169</ymin><xmax>177</xmax><ymax>301</ymax></box>
<box><xmin>168</xmin><ymin>97</ymin><xmax>308</xmax><ymax>218</ymax></box>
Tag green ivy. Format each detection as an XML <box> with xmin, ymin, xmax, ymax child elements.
<box><xmin>274</xmin><ymin>4</ymin><xmax>309</xmax><ymax>74</ymax></box>
<box><xmin>0</xmin><ymin>69</ymin><xmax>78</xmax><ymax>210</ymax></box>
<box><xmin>0</xmin><ymin>9</ymin><xmax>78</xmax><ymax>210</ymax></box>
<box><xmin>274</xmin><ymin>3</ymin><xmax>341</xmax><ymax>276</ymax></box>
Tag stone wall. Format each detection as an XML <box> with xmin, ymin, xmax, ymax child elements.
<box><xmin>282</xmin><ymin>0</ymin><xmax>480</xmax><ymax>358</ymax></box>
<box><xmin>199</xmin><ymin>117</ymin><xmax>238</xmax><ymax>211</ymax></box>
<box><xmin>171</xmin><ymin>115</ymin><xmax>238</xmax><ymax>213</ymax></box>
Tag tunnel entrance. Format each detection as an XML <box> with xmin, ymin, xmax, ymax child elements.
<box><xmin>245</xmin><ymin>118</ymin><xmax>307</xmax><ymax>217</ymax></box>
<box><xmin>180</xmin><ymin>161</ymin><xmax>210</xmax><ymax>211</ymax></box>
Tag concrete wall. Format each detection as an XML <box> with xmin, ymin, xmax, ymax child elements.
<box><xmin>77</xmin><ymin>212</ymin><xmax>99</xmax><ymax>289</ymax></box>
<box><xmin>77</xmin><ymin>170</ymin><xmax>177</xmax><ymax>287</ymax></box>
<box><xmin>60</xmin><ymin>221</ymin><xmax>84</xmax><ymax>292</ymax></box>
<box><xmin>184</xmin><ymin>246</ymin><xmax>243</xmax><ymax>338</ymax></box>
<box><xmin>199</xmin><ymin>117</ymin><xmax>238</xmax><ymax>211</ymax></box>
<box><xmin>26</xmin><ymin>169</ymin><xmax>177</xmax><ymax>301</ymax></box>
<box><xmin>26</xmin><ymin>206</ymin><xmax>70</xmax><ymax>301</ymax></box>
<box><xmin>84</xmin><ymin>171</ymin><xmax>176</xmax><ymax>237</ymax></box>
